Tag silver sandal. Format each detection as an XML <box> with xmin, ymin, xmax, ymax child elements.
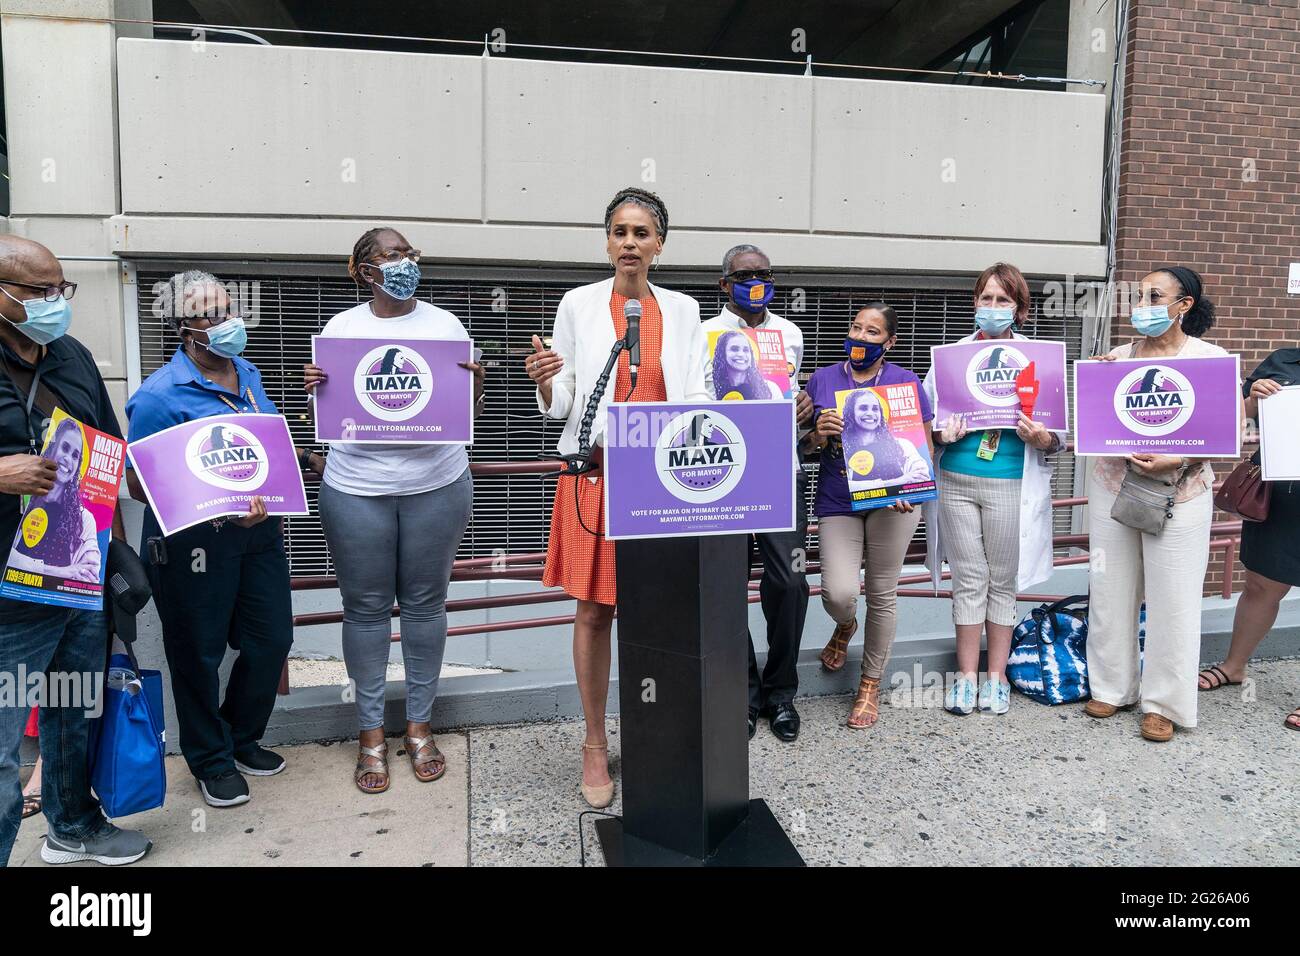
<box><xmin>355</xmin><ymin>742</ymin><xmax>390</xmax><ymax>794</ymax></box>
<box><xmin>403</xmin><ymin>734</ymin><xmax>446</xmax><ymax>782</ymax></box>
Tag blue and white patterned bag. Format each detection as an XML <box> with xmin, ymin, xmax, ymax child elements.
<box><xmin>1008</xmin><ymin>595</ymin><xmax>1089</xmax><ymax>705</ymax></box>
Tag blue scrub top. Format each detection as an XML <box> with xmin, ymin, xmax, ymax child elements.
<box><xmin>126</xmin><ymin>347</ymin><xmax>278</xmax><ymax>449</ymax></box>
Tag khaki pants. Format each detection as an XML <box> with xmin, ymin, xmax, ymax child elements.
<box><xmin>818</xmin><ymin>507</ymin><xmax>921</xmax><ymax>679</ymax></box>
<box><xmin>1086</xmin><ymin>475</ymin><xmax>1212</xmax><ymax>728</ymax></box>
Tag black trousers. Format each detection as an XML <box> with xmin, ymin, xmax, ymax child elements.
<box><xmin>143</xmin><ymin>513</ymin><xmax>294</xmax><ymax>780</ymax></box>
<box><xmin>747</xmin><ymin>471</ymin><xmax>810</xmax><ymax>712</ymax></box>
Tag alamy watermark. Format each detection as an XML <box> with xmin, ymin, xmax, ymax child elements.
<box><xmin>0</xmin><ymin>666</ymin><xmax>103</xmax><ymax>718</ymax></box>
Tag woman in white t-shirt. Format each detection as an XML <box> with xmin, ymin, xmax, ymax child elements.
<box><xmin>304</xmin><ymin>227</ymin><xmax>484</xmax><ymax>794</ymax></box>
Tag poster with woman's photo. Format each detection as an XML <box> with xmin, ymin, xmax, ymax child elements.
<box><xmin>708</xmin><ymin>327</ymin><xmax>792</xmax><ymax>400</ymax></box>
<box><xmin>834</xmin><ymin>382</ymin><xmax>937</xmax><ymax>511</ymax></box>
<box><xmin>0</xmin><ymin>408</ymin><xmax>125</xmax><ymax>610</ymax></box>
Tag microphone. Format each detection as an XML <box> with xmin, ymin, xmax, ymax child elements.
<box><xmin>624</xmin><ymin>299</ymin><xmax>641</xmax><ymax>369</ymax></box>
<box><xmin>563</xmin><ymin>299</ymin><xmax>641</xmax><ymax>476</ymax></box>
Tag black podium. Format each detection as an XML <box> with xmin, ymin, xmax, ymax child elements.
<box><xmin>594</xmin><ymin>533</ymin><xmax>804</xmax><ymax>866</ymax></box>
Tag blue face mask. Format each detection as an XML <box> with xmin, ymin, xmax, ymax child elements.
<box><xmin>974</xmin><ymin>306</ymin><xmax>1016</xmax><ymax>336</ymax></box>
<box><xmin>1</xmin><ymin>287</ymin><xmax>72</xmax><ymax>345</ymax></box>
<box><xmin>1131</xmin><ymin>304</ymin><xmax>1175</xmax><ymax>337</ymax></box>
<box><xmin>368</xmin><ymin>258</ymin><xmax>420</xmax><ymax>301</ymax></box>
<box><xmin>184</xmin><ymin>317</ymin><xmax>247</xmax><ymax>358</ymax></box>
<box><xmin>845</xmin><ymin>338</ymin><xmax>885</xmax><ymax>371</ymax></box>
<box><xmin>729</xmin><ymin>278</ymin><xmax>774</xmax><ymax>314</ymax></box>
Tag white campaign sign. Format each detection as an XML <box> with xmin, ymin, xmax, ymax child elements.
<box><xmin>1259</xmin><ymin>385</ymin><xmax>1300</xmax><ymax>481</ymax></box>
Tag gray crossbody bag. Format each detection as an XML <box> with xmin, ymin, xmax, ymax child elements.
<box><xmin>1110</xmin><ymin>462</ymin><xmax>1190</xmax><ymax>536</ymax></box>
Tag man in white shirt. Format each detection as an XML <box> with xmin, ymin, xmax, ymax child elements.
<box><xmin>701</xmin><ymin>245</ymin><xmax>812</xmax><ymax>743</ymax></box>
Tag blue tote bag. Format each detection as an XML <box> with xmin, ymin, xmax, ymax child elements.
<box><xmin>1008</xmin><ymin>595</ymin><xmax>1090</xmax><ymax>705</ymax></box>
<box><xmin>91</xmin><ymin>652</ymin><xmax>167</xmax><ymax>818</ymax></box>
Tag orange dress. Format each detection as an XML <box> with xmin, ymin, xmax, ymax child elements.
<box><xmin>542</xmin><ymin>292</ymin><xmax>667</xmax><ymax>605</ymax></box>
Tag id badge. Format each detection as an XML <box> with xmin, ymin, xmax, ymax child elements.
<box><xmin>976</xmin><ymin>429</ymin><xmax>1001</xmax><ymax>461</ymax></box>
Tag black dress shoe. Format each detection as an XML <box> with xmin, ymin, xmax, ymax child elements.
<box><xmin>748</xmin><ymin>709</ymin><xmax>758</xmax><ymax>740</ymax></box>
<box><xmin>766</xmin><ymin>702</ymin><xmax>800</xmax><ymax>742</ymax></box>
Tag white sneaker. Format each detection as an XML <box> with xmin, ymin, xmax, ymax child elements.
<box><xmin>979</xmin><ymin>679</ymin><xmax>1011</xmax><ymax>715</ymax></box>
<box><xmin>944</xmin><ymin>678</ymin><xmax>977</xmax><ymax>715</ymax></box>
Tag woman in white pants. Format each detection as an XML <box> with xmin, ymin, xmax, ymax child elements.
<box><xmin>1084</xmin><ymin>266</ymin><xmax>1240</xmax><ymax>741</ymax></box>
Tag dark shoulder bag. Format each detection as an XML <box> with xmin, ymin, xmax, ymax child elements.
<box><xmin>1214</xmin><ymin>459</ymin><xmax>1270</xmax><ymax>522</ymax></box>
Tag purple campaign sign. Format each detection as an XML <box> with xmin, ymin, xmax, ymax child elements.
<box><xmin>312</xmin><ymin>337</ymin><xmax>474</xmax><ymax>444</ymax></box>
<box><xmin>1073</xmin><ymin>355</ymin><xmax>1241</xmax><ymax>456</ymax></box>
<box><xmin>603</xmin><ymin>400</ymin><xmax>796</xmax><ymax>540</ymax></box>
<box><xmin>127</xmin><ymin>413</ymin><xmax>309</xmax><ymax>536</ymax></box>
<box><xmin>931</xmin><ymin>339</ymin><xmax>1069</xmax><ymax>430</ymax></box>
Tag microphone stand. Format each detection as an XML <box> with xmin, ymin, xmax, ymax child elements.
<box><xmin>561</xmin><ymin>336</ymin><xmax>630</xmax><ymax>476</ymax></box>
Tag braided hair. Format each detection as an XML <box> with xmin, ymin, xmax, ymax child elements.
<box><xmin>841</xmin><ymin>389</ymin><xmax>906</xmax><ymax>482</ymax></box>
<box><xmin>711</xmin><ymin>330</ymin><xmax>769</xmax><ymax>400</ymax></box>
<box><xmin>348</xmin><ymin>227</ymin><xmax>397</xmax><ymax>288</ymax></box>
<box><xmin>603</xmin><ymin>187</ymin><xmax>669</xmax><ymax>238</ymax></box>
<box><xmin>17</xmin><ymin>418</ymin><xmax>85</xmax><ymax>567</ymax></box>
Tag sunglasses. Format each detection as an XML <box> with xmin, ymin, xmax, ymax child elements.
<box><xmin>724</xmin><ymin>270</ymin><xmax>775</xmax><ymax>283</ymax></box>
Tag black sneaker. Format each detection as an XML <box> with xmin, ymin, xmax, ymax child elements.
<box><xmin>198</xmin><ymin>770</ymin><xmax>250</xmax><ymax>807</ymax></box>
<box><xmin>234</xmin><ymin>745</ymin><xmax>286</xmax><ymax>776</ymax></box>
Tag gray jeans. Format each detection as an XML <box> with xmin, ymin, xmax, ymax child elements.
<box><xmin>318</xmin><ymin>469</ymin><xmax>472</xmax><ymax>730</ymax></box>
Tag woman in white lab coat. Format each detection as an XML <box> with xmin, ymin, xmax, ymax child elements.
<box><xmin>923</xmin><ymin>263</ymin><xmax>1064</xmax><ymax>716</ymax></box>
<box><xmin>525</xmin><ymin>187</ymin><xmax>710</xmax><ymax>809</ymax></box>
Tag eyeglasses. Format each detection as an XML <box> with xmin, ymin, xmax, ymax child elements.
<box><xmin>185</xmin><ymin>311</ymin><xmax>243</xmax><ymax>326</ymax></box>
<box><xmin>0</xmin><ymin>279</ymin><xmax>77</xmax><ymax>302</ymax></box>
<box><xmin>367</xmin><ymin>250</ymin><xmax>422</xmax><ymax>266</ymax></box>
<box><xmin>724</xmin><ymin>270</ymin><xmax>775</xmax><ymax>283</ymax></box>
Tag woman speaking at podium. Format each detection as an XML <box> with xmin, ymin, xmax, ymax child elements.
<box><xmin>525</xmin><ymin>187</ymin><xmax>710</xmax><ymax>808</ymax></box>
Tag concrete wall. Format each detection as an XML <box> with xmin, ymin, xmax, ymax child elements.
<box><xmin>111</xmin><ymin>38</ymin><xmax>1108</xmax><ymax>269</ymax></box>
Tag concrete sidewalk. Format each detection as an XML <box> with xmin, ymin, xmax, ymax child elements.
<box><xmin>14</xmin><ymin>657</ymin><xmax>1298</xmax><ymax>867</ymax></box>
<box><xmin>12</xmin><ymin>736</ymin><xmax>469</xmax><ymax>867</ymax></box>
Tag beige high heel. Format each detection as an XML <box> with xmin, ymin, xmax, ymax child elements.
<box><xmin>580</xmin><ymin>742</ymin><xmax>615</xmax><ymax>809</ymax></box>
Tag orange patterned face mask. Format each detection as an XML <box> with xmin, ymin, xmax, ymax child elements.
<box><xmin>845</xmin><ymin>338</ymin><xmax>884</xmax><ymax>370</ymax></box>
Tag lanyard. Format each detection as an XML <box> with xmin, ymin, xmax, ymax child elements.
<box><xmin>21</xmin><ymin>367</ymin><xmax>42</xmax><ymax>453</ymax></box>
<box><xmin>843</xmin><ymin>360</ymin><xmax>886</xmax><ymax>390</ymax></box>
<box><xmin>215</xmin><ymin>387</ymin><xmax>259</xmax><ymax>415</ymax></box>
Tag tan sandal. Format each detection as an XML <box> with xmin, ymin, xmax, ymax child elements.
<box><xmin>820</xmin><ymin>620</ymin><xmax>857</xmax><ymax>673</ymax></box>
<box><xmin>355</xmin><ymin>742</ymin><xmax>390</xmax><ymax>794</ymax></box>
<box><xmin>847</xmin><ymin>676</ymin><xmax>881</xmax><ymax>730</ymax></box>
<box><xmin>1285</xmin><ymin>707</ymin><xmax>1300</xmax><ymax>731</ymax></box>
<box><xmin>404</xmin><ymin>734</ymin><xmax>446</xmax><ymax>782</ymax></box>
<box><xmin>580</xmin><ymin>742</ymin><xmax>614</xmax><ymax>809</ymax></box>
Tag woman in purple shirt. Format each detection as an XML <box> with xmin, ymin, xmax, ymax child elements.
<box><xmin>804</xmin><ymin>303</ymin><xmax>934</xmax><ymax>729</ymax></box>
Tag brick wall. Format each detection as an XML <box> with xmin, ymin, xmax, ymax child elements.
<box><xmin>1115</xmin><ymin>0</ymin><xmax>1300</xmax><ymax>596</ymax></box>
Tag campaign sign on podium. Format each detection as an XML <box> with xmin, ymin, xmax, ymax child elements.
<box><xmin>599</xmin><ymin>396</ymin><xmax>804</xmax><ymax>866</ymax></box>
<box><xmin>603</xmin><ymin>400</ymin><xmax>796</xmax><ymax>540</ymax></box>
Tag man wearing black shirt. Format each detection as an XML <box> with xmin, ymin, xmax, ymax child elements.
<box><xmin>0</xmin><ymin>236</ymin><xmax>150</xmax><ymax>867</ymax></box>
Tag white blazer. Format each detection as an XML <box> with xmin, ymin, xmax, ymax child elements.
<box><xmin>537</xmin><ymin>277</ymin><xmax>711</xmax><ymax>456</ymax></box>
<box><xmin>921</xmin><ymin>330</ymin><xmax>1066</xmax><ymax>592</ymax></box>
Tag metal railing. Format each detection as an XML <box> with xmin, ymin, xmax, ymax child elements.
<box><xmin>279</xmin><ymin>460</ymin><xmax>1244</xmax><ymax>694</ymax></box>
<box><xmin>4</xmin><ymin>11</ymin><xmax>1106</xmax><ymax>88</ymax></box>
